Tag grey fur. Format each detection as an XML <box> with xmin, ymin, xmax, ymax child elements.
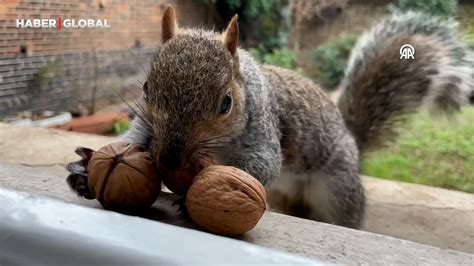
<box><xmin>122</xmin><ymin>117</ymin><xmax>152</xmax><ymax>147</ymax></box>
<box><xmin>110</xmin><ymin>11</ymin><xmax>470</xmax><ymax>228</ymax></box>
<box><xmin>222</xmin><ymin>50</ymin><xmax>283</xmax><ymax>186</ymax></box>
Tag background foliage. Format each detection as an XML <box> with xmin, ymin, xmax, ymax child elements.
<box><xmin>312</xmin><ymin>34</ymin><xmax>358</xmax><ymax>90</ymax></box>
<box><xmin>199</xmin><ymin>0</ymin><xmax>303</xmax><ymax>71</ymax></box>
<box><xmin>200</xmin><ymin>0</ymin><xmax>291</xmax><ymax>53</ymax></box>
<box><xmin>362</xmin><ymin>108</ymin><xmax>474</xmax><ymax>193</ymax></box>
<box><xmin>388</xmin><ymin>0</ymin><xmax>458</xmax><ymax>17</ymax></box>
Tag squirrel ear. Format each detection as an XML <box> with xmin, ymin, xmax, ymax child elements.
<box><xmin>162</xmin><ymin>6</ymin><xmax>178</xmax><ymax>44</ymax></box>
<box><xmin>222</xmin><ymin>15</ymin><xmax>239</xmax><ymax>57</ymax></box>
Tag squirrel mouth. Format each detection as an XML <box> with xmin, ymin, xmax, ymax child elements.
<box><xmin>158</xmin><ymin>157</ymin><xmax>213</xmax><ymax>195</ymax></box>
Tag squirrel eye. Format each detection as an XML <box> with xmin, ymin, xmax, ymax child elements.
<box><xmin>143</xmin><ymin>81</ymin><xmax>149</xmax><ymax>100</ymax></box>
<box><xmin>219</xmin><ymin>93</ymin><xmax>232</xmax><ymax>115</ymax></box>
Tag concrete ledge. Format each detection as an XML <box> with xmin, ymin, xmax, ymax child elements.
<box><xmin>1</xmin><ymin>123</ymin><xmax>473</xmax><ymax>253</ymax></box>
<box><xmin>0</xmin><ymin>188</ymin><xmax>320</xmax><ymax>265</ymax></box>
<box><xmin>1</xmin><ymin>161</ymin><xmax>473</xmax><ymax>264</ymax></box>
<box><xmin>0</xmin><ymin>123</ymin><xmax>118</xmax><ymax>173</ymax></box>
<box><xmin>363</xmin><ymin>177</ymin><xmax>474</xmax><ymax>253</ymax></box>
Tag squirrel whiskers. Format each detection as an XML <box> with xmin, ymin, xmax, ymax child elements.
<box><xmin>70</xmin><ymin>6</ymin><xmax>472</xmax><ymax>228</ymax></box>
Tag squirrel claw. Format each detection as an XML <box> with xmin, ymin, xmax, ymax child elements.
<box><xmin>66</xmin><ymin>146</ymin><xmax>96</xmax><ymax>199</ymax></box>
<box><xmin>74</xmin><ymin>146</ymin><xmax>95</xmax><ymax>161</ymax></box>
<box><xmin>172</xmin><ymin>197</ymin><xmax>188</xmax><ymax>217</ymax></box>
<box><xmin>66</xmin><ymin>173</ymin><xmax>94</xmax><ymax>199</ymax></box>
<box><xmin>65</xmin><ymin>159</ymin><xmax>87</xmax><ymax>175</ymax></box>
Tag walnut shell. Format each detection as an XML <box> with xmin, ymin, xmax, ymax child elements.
<box><xmin>186</xmin><ymin>165</ymin><xmax>267</xmax><ymax>235</ymax></box>
<box><xmin>87</xmin><ymin>142</ymin><xmax>161</xmax><ymax>212</ymax></box>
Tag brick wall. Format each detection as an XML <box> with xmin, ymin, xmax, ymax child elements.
<box><xmin>0</xmin><ymin>0</ymin><xmax>214</xmax><ymax>118</ymax></box>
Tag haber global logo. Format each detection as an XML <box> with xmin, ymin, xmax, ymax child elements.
<box><xmin>16</xmin><ymin>18</ymin><xmax>111</xmax><ymax>30</ymax></box>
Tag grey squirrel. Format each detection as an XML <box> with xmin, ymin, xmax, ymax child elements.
<box><xmin>67</xmin><ymin>6</ymin><xmax>473</xmax><ymax>228</ymax></box>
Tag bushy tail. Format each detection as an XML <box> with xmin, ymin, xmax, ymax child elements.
<box><xmin>337</xmin><ymin>11</ymin><xmax>473</xmax><ymax>153</ymax></box>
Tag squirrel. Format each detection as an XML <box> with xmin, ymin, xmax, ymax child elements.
<box><xmin>67</xmin><ymin>6</ymin><xmax>473</xmax><ymax>228</ymax></box>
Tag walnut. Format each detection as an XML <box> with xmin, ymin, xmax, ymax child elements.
<box><xmin>186</xmin><ymin>165</ymin><xmax>267</xmax><ymax>235</ymax></box>
<box><xmin>81</xmin><ymin>143</ymin><xmax>266</xmax><ymax>235</ymax></box>
<box><xmin>87</xmin><ymin>142</ymin><xmax>161</xmax><ymax>212</ymax></box>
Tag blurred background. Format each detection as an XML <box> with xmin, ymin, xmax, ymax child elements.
<box><xmin>0</xmin><ymin>0</ymin><xmax>473</xmax><ymax>194</ymax></box>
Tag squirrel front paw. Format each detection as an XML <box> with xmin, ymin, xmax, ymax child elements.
<box><xmin>66</xmin><ymin>146</ymin><xmax>95</xmax><ymax>199</ymax></box>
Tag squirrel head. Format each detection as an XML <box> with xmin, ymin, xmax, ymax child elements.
<box><xmin>144</xmin><ymin>6</ymin><xmax>245</xmax><ymax>173</ymax></box>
